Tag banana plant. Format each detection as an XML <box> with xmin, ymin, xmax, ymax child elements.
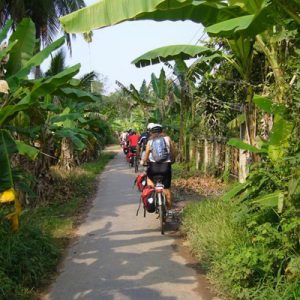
<box><xmin>115</xmin><ymin>80</ymin><xmax>153</xmax><ymax>120</ymax></box>
<box><xmin>0</xmin><ymin>19</ymin><xmax>82</xmax><ymax>229</ymax></box>
<box><xmin>224</xmin><ymin>94</ymin><xmax>294</xmax><ymax>211</ymax></box>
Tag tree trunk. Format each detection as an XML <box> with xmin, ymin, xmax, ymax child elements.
<box><xmin>223</xmin><ymin>145</ymin><xmax>231</xmax><ymax>183</ymax></box>
<box><xmin>214</xmin><ymin>141</ymin><xmax>220</xmax><ymax>175</ymax></box>
<box><xmin>196</xmin><ymin>140</ymin><xmax>201</xmax><ymax>170</ymax></box>
<box><xmin>203</xmin><ymin>138</ymin><xmax>209</xmax><ymax>175</ymax></box>
<box><xmin>59</xmin><ymin>137</ymin><xmax>75</xmax><ymax>170</ymax></box>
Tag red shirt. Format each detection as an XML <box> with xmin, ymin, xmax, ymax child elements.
<box><xmin>128</xmin><ymin>134</ymin><xmax>139</xmax><ymax>147</ymax></box>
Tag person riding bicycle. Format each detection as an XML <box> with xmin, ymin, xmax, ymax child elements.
<box><xmin>141</xmin><ymin>123</ymin><xmax>175</xmax><ymax>210</ymax></box>
<box><xmin>137</xmin><ymin>124</ymin><xmax>151</xmax><ymax>163</ymax></box>
<box><xmin>127</xmin><ymin>130</ymin><xmax>140</xmax><ymax>163</ymax></box>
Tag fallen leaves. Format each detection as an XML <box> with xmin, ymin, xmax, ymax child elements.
<box><xmin>173</xmin><ymin>176</ymin><xmax>226</xmax><ymax>199</ymax></box>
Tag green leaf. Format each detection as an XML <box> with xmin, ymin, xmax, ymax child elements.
<box><xmin>15</xmin><ymin>141</ymin><xmax>39</xmax><ymax>160</ymax></box>
<box><xmin>60</xmin><ymin>0</ymin><xmax>245</xmax><ymax>33</ymax></box>
<box><xmin>30</xmin><ymin>64</ymin><xmax>81</xmax><ymax>99</ymax></box>
<box><xmin>253</xmin><ymin>94</ymin><xmax>272</xmax><ymax>113</ymax></box>
<box><xmin>228</xmin><ymin>138</ymin><xmax>265</xmax><ymax>153</ymax></box>
<box><xmin>206</xmin><ymin>2</ymin><xmax>274</xmax><ymax>37</ymax></box>
<box><xmin>0</xmin><ymin>20</ymin><xmax>13</xmax><ymax>43</ymax></box>
<box><xmin>50</xmin><ymin>113</ymin><xmax>81</xmax><ymax>128</ymax></box>
<box><xmin>6</xmin><ymin>18</ymin><xmax>36</xmax><ymax>76</ymax></box>
<box><xmin>0</xmin><ymin>103</ymin><xmax>31</xmax><ymax>127</ymax></box>
<box><xmin>8</xmin><ymin>37</ymin><xmax>65</xmax><ymax>86</ymax></box>
<box><xmin>206</xmin><ymin>15</ymin><xmax>255</xmax><ymax>36</ymax></box>
<box><xmin>0</xmin><ymin>129</ymin><xmax>17</xmax><ymax>192</ymax></box>
<box><xmin>268</xmin><ymin>115</ymin><xmax>293</xmax><ymax>162</ymax></box>
<box><xmin>55</xmin><ymin>128</ymin><xmax>86</xmax><ymax>150</ymax></box>
<box><xmin>251</xmin><ymin>191</ymin><xmax>284</xmax><ymax>212</ymax></box>
<box><xmin>57</xmin><ymin>87</ymin><xmax>99</xmax><ymax>102</ymax></box>
<box><xmin>253</xmin><ymin>95</ymin><xmax>286</xmax><ymax>115</ymax></box>
<box><xmin>132</xmin><ymin>44</ymin><xmax>213</xmax><ymax>67</ymax></box>
<box><xmin>222</xmin><ymin>182</ymin><xmax>248</xmax><ymax>201</ymax></box>
<box><xmin>227</xmin><ymin>114</ymin><xmax>245</xmax><ymax>129</ymax></box>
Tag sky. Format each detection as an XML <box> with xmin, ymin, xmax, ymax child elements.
<box><xmin>60</xmin><ymin>0</ymin><xmax>204</xmax><ymax>94</ymax></box>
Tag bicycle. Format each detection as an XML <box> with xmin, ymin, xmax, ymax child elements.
<box><xmin>128</xmin><ymin>147</ymin><xmax>139</xmax><ymax>173</ymax></box>
<box><xmin>153</xmin><ymin>175</ymin><xmax>167</xmax><ymax>235</ymax></box>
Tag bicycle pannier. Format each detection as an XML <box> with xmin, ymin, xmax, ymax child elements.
<box><xmin>135</xmin><ymin>173</ymin><xmax>147</xmax><ymax>192</ymax></box>
<box><xmin>141</xmin><ymin>186</ymin><xmax>155</xmax><ymax>213</ymax></box>
<box><xmin>151</xmin><ymin>137</ymin><xmax>169</xmax><ymax>163</ymax></box>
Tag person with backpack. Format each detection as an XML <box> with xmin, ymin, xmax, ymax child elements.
<box><xmin>140</xmin><ymin>123</ymin><xmax>175</xmax><ymax>210</ymax></box>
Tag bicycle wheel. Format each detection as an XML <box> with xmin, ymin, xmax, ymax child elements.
<box><xmin>134</xmin><ymin>156</ymin><xmax>139</xmax><ymax>173</ymax></box>
<box><xmin>157</xmin><ymin>193</ymin><xmax>165</xmax><ymax>235</ymax></box>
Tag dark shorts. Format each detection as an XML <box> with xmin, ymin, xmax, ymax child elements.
<box><xmin>147</xmin><ymin>162</ymin><xmax>172</xmax><ymax>188</ymax></box>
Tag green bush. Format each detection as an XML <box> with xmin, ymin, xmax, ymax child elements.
<box><xmin>181</xmin><ymin>199</ymin><xmax>300</xmax><ymax>299</ymax></box>
<box><xmin>0</xmin><ymin>220</ymin><xmax>59</xmax><ymax>299</ymax></box>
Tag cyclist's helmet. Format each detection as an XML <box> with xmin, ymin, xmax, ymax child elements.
<box><xmin>127</xmin><ymin>128</ymin><xmax>133</xmax><ymax>134</ymax></box>
<box><xmin>147</xmin><ymin>123</ymin><xmax>155</xmax><ymax>131</ymax></box>
<box><xmin>148</xmin><ymin>123</ymin><xmax>162</xmax><ymax>133</ymax></box>
<box><xmin>131</xmin><ymin>129</ymin><xmax>136</xmax><ymax>134</ymax></box>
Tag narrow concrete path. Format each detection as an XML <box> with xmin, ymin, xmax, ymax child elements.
<box><xmin>44</xmin><ymin>149</ymin><xmax>218</xmax><ymax>300</ymax></box>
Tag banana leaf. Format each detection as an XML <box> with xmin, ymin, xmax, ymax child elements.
<box><xmin>251</xmin><ymin>190</ymin><xmax>284</xmax><ymax>212</ymax></box>
<box><xmin>60</xmin><ymin>0</ymin><xmax>245</xmax><ymax>33</ymax></box>
<box><xmin>206</xmin><ymin>1</ymin><xmax>274</xmax><ymax>37</ymax></box>
<box><xmin>8</xmin><ymin>37</ymin><xmax>65</xmax><ymax>89</ymax></box>
<box><xmin>57</xmin><ymin>87</ymin><xmax>99</xmax><ymax>102</ymax></box>
<box><xmin>55</xmin><ymin>128</ymin><xmax>86</xmax><ymax>150</ymax></box>
<box><xmin>0</xmin><ymin>130</ymin><xmax>17</xmax><ymax>192</ymax></box>
<box><xmin>29</xmin><ymin>64</ymin><xmax>81</xmax><ymax>100</ymax></box>
<box><xmin>268</xmin><ymin>115</ymin><xmax>293</xmax><ymax>162</ymax></box>
<box><xmin>222</xmin><ymin>182</ymin><xmax>248</xmax><ymax>201</ymax></box>
<box><xmin>0</xmin><ymin>19</ymin><xmax>13</xmax><ymax>43</ymax></box>
<box><xmin>6</xmin><ymin>18</ymin><xmax>36</xmax><ymax>76</ymax></box>
<box><xmin>227</xmin><ymin>138</ymin><xmax>266</xmax><ymax>153</ymax></box>
<box><xmin>253</xmin><ymin>94</ymin><xmax>286</xmax><ymax>115</ymax></box>
<box><xmin>132</xmin><ymin>45</ymin><xmax>214</xmax><ymax>67</ymax></box>
<box><xmin>253</xmin><ymin>94</ymin><xmax>272</xmax><ymax>113</ymax></box>
<box><xmin>15</xmin><ymin>141</ymin><xmax>39</xmax><ymax>160</ymax></box>
<box><xmin>227</xmin><ymin>114</ymin><xmax>245</xmax><ymax>129</ymax></box>
<box><xmin>0</xmin><ymin>103</ymin><xmax>31</xmax><ymax>127</ymax></box>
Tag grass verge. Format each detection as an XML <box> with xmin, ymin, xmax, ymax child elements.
<box><xmin>181</xmin><ymin>198</ymin><xmax>300</xmax><ymax>299</ymax></box>
<box><xmin>0</xmin><ymin>152</ymin><xmax>115</xmax><ymax>300</ymax></box>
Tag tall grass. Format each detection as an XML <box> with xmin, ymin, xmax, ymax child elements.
<box><xmin>0</xmin><ymin>152</ymin><xmax>115</xmax><ymax>299</ymax></box>
<box><xmin>181</xmin><ymin>199</ymin><xmax>247</xmax><ymax>267</ymax></box>
<box><xmin>181</xmin><ymin>198</ymin><xmax>300</xmax><ymax>299</ymax></box>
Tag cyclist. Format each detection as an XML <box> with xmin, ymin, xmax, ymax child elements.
<box><xmin>141</xmin><ymin>123</ymin><xmax>175</xmax><ymax>210</ymax></box>
<box><xmin>137</xmin><ymin>124</ymin><xmax>151</xmax><ymax>164</ymax></box>
<box><xmin>119</xmin><ymin>131</ymin><xmax>128</xmax><ymax>147</ymax></box>
<box><xmin>127</xmin><ymin>130</ymin><xmax>140</xmax><ymax>164</ymax></box>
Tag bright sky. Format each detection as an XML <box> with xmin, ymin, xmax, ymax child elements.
<box><xmin>64</xmin><ymin>0</ymin><xmax>204</xmax><ymax>94</ymax></box>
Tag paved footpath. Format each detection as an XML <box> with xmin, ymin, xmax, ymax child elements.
<box><xmin>44</xmin><ymin>149</ymin><xmax>219</xmax><ymax>300</ymax></box>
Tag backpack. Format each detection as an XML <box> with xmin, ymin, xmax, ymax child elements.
<box><xmin>141</xmin><ymin>186</ymin><xmax>155</xmax><ymax>213</ymax></box>
<box><xmin>134</xmin><ymin>173</ymin><xmax>147</xmax><ymax>192</ymax></box>
<box><xmin>151</xmin><ymin>136</ymin><xmax>169</xmax><ymax>163</ymax></box>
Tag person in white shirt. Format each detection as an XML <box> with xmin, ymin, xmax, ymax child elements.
<box><xmin>141</xmin><ymin>123</ymin><xmax>175</xmax><ymax>210</ymax></box>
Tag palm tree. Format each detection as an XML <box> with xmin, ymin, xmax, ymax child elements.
<box><xmin>0</xmin><ymin>0</ymin><xmax>85</xmax><ymax>47</ymax></box>
<box><xmin>0</xmin><ymin>0</ymin><xmax>85</xmax><ymax>78</ymax></box>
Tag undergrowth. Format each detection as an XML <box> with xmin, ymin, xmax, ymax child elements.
<box><xmin>0</xmin><ymin>152</ymin><xmax>115</xmax><ymax>300</ymax></box>
<box><xmin>181</xmin><ymin>197</ymin><xmax>300</xmax><ymax>300</ymax></box>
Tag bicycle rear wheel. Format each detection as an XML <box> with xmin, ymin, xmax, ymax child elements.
<box><xmin>134</xmin><ymin>156</ymin><xmax>139</xmax><ymax>173</ymax></box>
<box><xmin>158</xmin><ymin>205</ymin><xmax>165</xmax><ymax>235</ymax></box>
<box><xmin>157</xmin><ymin>192</ymin><xmax>165</xmax><ymax>235</ymax></box>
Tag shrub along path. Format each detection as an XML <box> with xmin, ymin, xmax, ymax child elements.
<box><xmin>43</xmin><ymin>149</ymin><xmax>220</xmax><ymax>300</ymax></box>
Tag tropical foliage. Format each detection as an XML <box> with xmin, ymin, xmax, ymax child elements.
<box><xmin>60</xmin><ymin>0</ymin><xmax>300</xmax><ymax>298</ymax></box>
